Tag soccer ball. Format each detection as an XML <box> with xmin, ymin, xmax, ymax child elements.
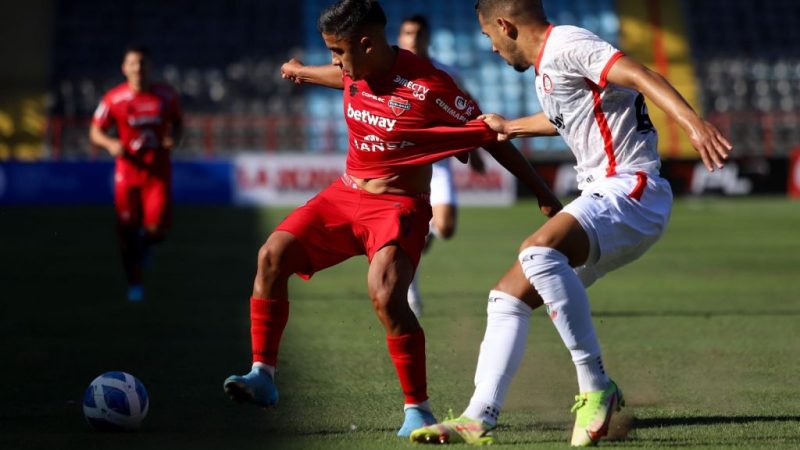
<box><xmin>82</xmin><ymin>371</ymin><xmax>149</xmax><ymax>431</ymax></box>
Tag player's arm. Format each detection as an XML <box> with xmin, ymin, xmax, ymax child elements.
<box><xmin>481</xmin><ymin>140</ymin><xmax>562</xmax><ymax>218</ymax></box>
<box><xmin>606</xmin><ymin>56</ymin><xmax>732</xmax><ymax>171</ymax></box>
<box><xmin>89</xmin><ymin>123</ymin><xmax>124</xmax><ymax>158</ymax></box>
<box><xmin>161</xmin><ymin>106</ymin><xmax>184</xmax><ymax>150</ymax></box>
<box><xmin>467</xmin><ymin>149</ymin><xmax>486</xmax><ymax>174</ymax></box>
<box><xmin>163</xmin><ymin>116</ymin><xmax>183</xmax><ymax>151</ymax></box>
<box><xmin>479</xmin><ymin>112</ymin><xmax>559</xmax><ymax>142</ymax></box>
<box><xmin>281</xmin><ymin>58</ymin><xmax>344</xmax><ymax>90</ymax></box>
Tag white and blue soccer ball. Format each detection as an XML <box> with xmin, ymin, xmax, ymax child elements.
<box><xmin>82</xmin><ymin>371</ymin><xmax>149</xmax><ymax>431</ymax></box>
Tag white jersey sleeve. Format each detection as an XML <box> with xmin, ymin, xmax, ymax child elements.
<box><xmin>556</xmin><ymin>28</ymin><xmax>623</xmax><ymax>88</ymax></box>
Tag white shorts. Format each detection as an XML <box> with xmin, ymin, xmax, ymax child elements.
<box><xmin>430</xmin><ymin>159</ymin><xmax>456</xmax><ymax>207</ymax></box>
<box><xmin>561</xmin><ymin>172</ymin><xmax>673</xmax><ymax>288</ymax></box>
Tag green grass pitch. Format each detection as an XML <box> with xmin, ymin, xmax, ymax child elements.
<box><xmin>2</xmin><ymin>197</ymin><xmax>799</xmax><ymax>449</ymax></box>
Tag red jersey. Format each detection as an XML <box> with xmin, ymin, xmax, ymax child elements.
<box><xmin>343</xmin><ymin>49</ymin><xmax>496</xmax><ymax>178</ymax></box>
<box><xmin>93</xmin><ymin>82</ymin><xmax>182</xmax><ymax>167</ymax></box>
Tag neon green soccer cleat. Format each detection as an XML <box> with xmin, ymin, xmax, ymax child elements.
<box><xmin>570</xmin><ymin>380</ymin><xmax>624</xmax><ymax>447</ymax></box>
<box><xmin>409</xmin><ymin>416</ymin><xmax>495</xmax><ymax>445</ymax></box>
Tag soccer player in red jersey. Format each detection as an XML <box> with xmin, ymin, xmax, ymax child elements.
<box><xmin>224</xmin><ymin>0</ymin><xmax>560</xmax><ymax>437</ymax></box>
<box><xmin>89</xmin><ymin>46</ymin><xmax>183</xmax><ymax>302</ymax></box>
<box><xmin>283</xmin><ymin>14</ymin><xmax>487</xmax><ymax>318</ymax></box>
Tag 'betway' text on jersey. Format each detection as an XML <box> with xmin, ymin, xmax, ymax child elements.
<box><xmin>347</xmin><ymin>104</ymin><xmax>397</xmax><ymax>132</ymax></box>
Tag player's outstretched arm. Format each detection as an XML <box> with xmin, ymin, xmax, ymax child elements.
<box><xmin>606</xmin><ymin>56</ymin><xmax>732</xmax><ymax>172</ymax></box>
<box><xmin>280</xmin><ymin>58</ymin><xmax>344</xmax><ymax>90</ymax></box>
<box><xmin>482</xmin><ymin>140</ymin><xmax>562</xmax><ymax>218</ymax></box>
<box><xmin>89</xmin><ymin>123</ymin><xmax>123</xmax><ymax>157</ymax></box>
<box><xmin>479</xmin><ymin>112</ymin><xmax>559</xmax><ymax>142</ymax></box>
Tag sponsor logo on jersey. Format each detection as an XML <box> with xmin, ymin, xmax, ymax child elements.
<box><xmin>393</xmin><ymin>75</ymin><xmax>429</xmax><ymax>100</ymax></box>
<box><xmin>454</xmin><ymin>95</ymin><xmax>476</xmax><ymax>116</ymax></box>
<box><xmin>361</xmin><ymin>91</ymin><xmax>385</xmax><ymax>103</ymax></box>
<box><xmin>435</xmin><ymin>98</ymin><xmax>469</xmax><ymax>123</ymax></box>
<box><xmin>347</xmin><ymin>104</ymin><xmax>397</xmax><ymax>131</ymax></box>
<box><xmin>128</xmin><ymin>115</ymin><xmax>162</xmax><ymax>127</ymax></box>
<box><xmin>388</xmin><ymin>96</ymin><xmax>411</xmax><ymax>116</ymax></box>
<box><xmin>542</xmin><ymin>73</ymin><xmax>554</xmax><ymax>94</ymax></box>
<box><xmin>352</xmin><ymin>135</ymin><xmax>415</xmax><ymax>152</ymax></box>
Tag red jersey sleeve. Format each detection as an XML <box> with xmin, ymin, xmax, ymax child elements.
<box><xmin>92</xmin><ymin>94</ymin><xmax>113</xmax><ymax>129</ymax></box>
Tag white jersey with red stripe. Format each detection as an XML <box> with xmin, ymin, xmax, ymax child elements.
<box><xmin>534</xmin><ymin>25</ymin><xmax>661</xmax><ymax>190</ymax></box>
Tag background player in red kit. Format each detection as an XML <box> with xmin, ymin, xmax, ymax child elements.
<box><xmin>224</xmin><ymin>0</ymin><xmax>561</xmax><ymax>437</ymax></box>
<box><xmin>89</xmin><ymin>46</ymin><xmax>183</xmax><ymax>302</ymax></box>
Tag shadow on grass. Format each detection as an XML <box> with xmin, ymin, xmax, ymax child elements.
<box><xmin>632</xmin><ymin>415</ymin><xmax>800</xmax><ymax>428</ymax></box>
<box><xmin>594</xmin><ymin>310</ymin><xmax>800</xmax><ymax>318</ymax></box>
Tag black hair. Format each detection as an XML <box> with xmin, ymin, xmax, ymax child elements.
<box><xmin>317</xmin><ymin>0</ymin><xmax>387</xmax><ymax>38</ymax></box>
<box><xmin>401</xmin><ymin>14</ymin><xmax>430</xmax><ymax>35</ymax></box>
<box><xmin>474</xmin><ymin>0</ymin><xmax>546</xmax><ymax>22</ymax></box>
<box><xmin>123</xmin><ymin>44</ymin><xmax>151</xmax><ymax>60</ymax></box>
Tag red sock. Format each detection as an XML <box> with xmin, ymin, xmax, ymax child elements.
<box><xmin>386</xmin><ymin>329</ymin><xmax>428</xmax><ymax>404</ymax></box>
<box><xmin>250</xmin><ymin>297</ymin><xmax>290</xmax><ymax>366</ymax></box>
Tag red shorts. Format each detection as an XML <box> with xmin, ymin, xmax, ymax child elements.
<box><xmin>275</xmin><ymin>177</ymin><xmax>432</xmax><ymax>280</ymax></box>
<box><xmin>114</xmin><ymin>158</ymin><xmax>171</xmax><ymax>229</ymax></box>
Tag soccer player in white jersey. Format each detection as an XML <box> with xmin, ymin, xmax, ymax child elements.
<box><xmin>411</xmin><ymin>0</ymin><xmax>732</xmax><ymax>446</ymax></box>
<box><xmin>398</xmin><ymin>14</ymin><xmax>486</xmax><ymax>318</ymax></box>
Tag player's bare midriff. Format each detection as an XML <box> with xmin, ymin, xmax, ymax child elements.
<box><xmin>349</xmin><ymin>164</ymin><xmax>433</xmax><ymax>195</ymax></box>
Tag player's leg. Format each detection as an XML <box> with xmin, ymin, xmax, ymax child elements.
<box><xmin>224</xmin><ymin>230</ymin><xmax>312</xmax><ymax>406</ymax></box>
<box><xmin>413</xmin><ymin>213</ymin><xmax>612</xmax><ymax>446</ymax></box>
<box><xmin>226</xmin><ymin>181</ymin><xmax>361</xmax><ymax>407</ymax></box>
<box><xmin>517</xmin><ymin>212</ymin><xmax>623</xmax><ymax>446</ymax></box>
<box><xmin>408</xmin><ymin>160</ymin><xmax>457</xmax><ymax>318</ymax></box>
<box><xmin>140</xmin><ymin>174</ymin><xmax>171</xmax><ymax>268</ymax></box>
<box><xmin>114</xmin><ymin>176</ymin><xmax>145</xmax><ymax>301</ymax></box>
<box><xmin>410</xmin><ymin>264</ymin><xmax>538</xmax><ymax>445</ymax></box>
<box><xmin>368</xmin><ymin>244</ymin><xmax>437</xmax><ymax>436</ymax></box>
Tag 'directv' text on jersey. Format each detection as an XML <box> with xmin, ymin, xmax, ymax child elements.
<box><xmin>534</xmin><ymin>25</ymin><xmax>661</xmax><ymax>190</ymax></box>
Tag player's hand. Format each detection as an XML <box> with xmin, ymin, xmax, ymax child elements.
<box><xmin>162</xmin><ymin>136</ymin><xmax>176</xmax><ymax>151</ymax></box>
<box><xmin>689</xmin><ymin>119</ymin><xmax>733</xmax><ymax>172</ymax></box>
<box><xmin>478</xmin><ymin>113</ymin><xmax>510</xmax><ymax>142</ymax></box>
<box><xmin>537</xmin><ymin>193</ymin><xmax>563</xmax><ymax>219</ymax></box>
<box><xmin>281</xmin><ymin>58</ymin><xmax>306</xmax><ymax>85</ymax></box>
<box><xmin>107</xmin><ymin>140</ymin><xmax>124</xmax><ymax>157</ymax></box>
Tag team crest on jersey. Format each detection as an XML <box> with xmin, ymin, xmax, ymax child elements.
<box><xmin>542</xmin><ymin>73</ymin><xmax>554</xmax><ymax>94</ymax></box>
<box><xmin>388</xmin><ymin>96</ymin><xmax>411</xmax><ymax>116</ymax></box>
<box><xmin>349</xmin><ymin>84</ymin><xmax>358</xmax><ymax>96</ymax></box>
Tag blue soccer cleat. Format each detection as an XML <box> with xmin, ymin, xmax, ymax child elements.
<box><xmin>223</xmin><ymin>366</ymin><xmax>279</xmax><ymax>407</ymax></box>
<box><xmin>398</xmin><ymin>407</ymin><xmax>437</xmax><ymax>437</ymax></box>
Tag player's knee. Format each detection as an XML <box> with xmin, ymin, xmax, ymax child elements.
<box><xmin>257</xmin><ymin>242</ymin><xmax>286</xmax><ymax>281</ymax></box>
<box><xmin>436</xmin><ymin>222</ymin><xmax>456</xmax><ymax>240</ymax></box>
<box><xmin>519</xmin><ymin>233</ymin><xmax>556</xmax><ymax>252</ymax></box>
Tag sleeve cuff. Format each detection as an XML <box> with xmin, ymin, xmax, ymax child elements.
<box><xmin>599</xmin><ymin>51</ymin><xmax>625</xmax><ymax>88</ymax></box>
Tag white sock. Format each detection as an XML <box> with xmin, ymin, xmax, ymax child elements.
<box><xmin>463</xmin><ymin>290</ymin><xmax>532</xmax><ymax>427</ymax></box>
<box><xmin>252</xmin><ymin>362</ymin><xmax>275</xmax><ymax>378</ymax></box>
<box><xmin>404</xmin><ymin>400</ymin><xmax>432</xmax><ymax>413</ymax></box>
<box><xmin>519</xmin><ymin>246</ymin><xmax>609</xmax><ymax>393</ymax></box>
